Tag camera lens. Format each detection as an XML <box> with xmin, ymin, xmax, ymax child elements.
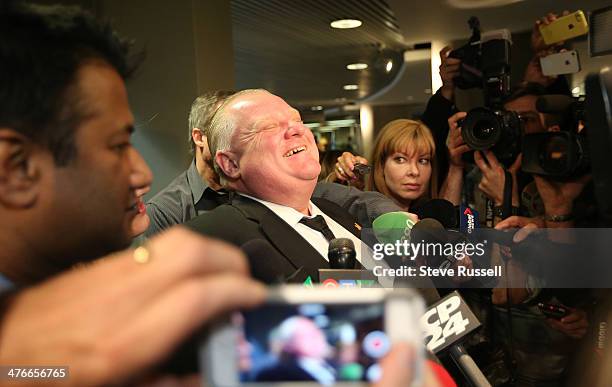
<box><xmin>462</xmin><ymin>108</ymin><xmax>502</xmax><ymax>150</ymax></box>
<box><xmin>540</xmin><ymin>135</ymin><xmax>569</xmax><ymax>174</ymax></box>
<box><xmin>472</xmin><ymin>120</ymin><xmax>497</xmax><ymax>141</ymax></box>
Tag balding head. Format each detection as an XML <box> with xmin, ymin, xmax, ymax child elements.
<box><xmin>210</xmin><ymin>89</ymin><xmax>320</xmax><ymax>212</ymax></box>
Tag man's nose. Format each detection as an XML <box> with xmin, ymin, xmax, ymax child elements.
<box><xmin>129</xmin><ymin>148</ymin><xmax>153</xmax><ymax>197</ymax></box>
<box><xmin>285</xmin><ymin>122</ymin><xmax>306</xmax><ymax>138</ymax></box>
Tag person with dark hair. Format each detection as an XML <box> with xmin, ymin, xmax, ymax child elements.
<box><xmin>0</xmin><ymin>3</ymin><xmax>267</xmax><ymax>384</ymax></box>
<box><xmin>0</xmin><ymin>1</ymin><xmax>153</xmax><ymax>280</ymax></box>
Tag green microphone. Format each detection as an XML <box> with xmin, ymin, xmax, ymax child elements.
<box><xmin>372</xmin><ymin>212</ymin><xmax>416</xmax><ymax>244</ymax></box>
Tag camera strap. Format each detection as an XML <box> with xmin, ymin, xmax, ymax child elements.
<box><xmin>502</xmin><ymin>171</ymin><xmax>513</xmax><ymax>219</ymax></box>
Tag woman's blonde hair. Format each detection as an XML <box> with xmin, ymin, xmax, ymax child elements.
<box><xmin>367</xmin><ymin>119</ymin><xmax>438</xmax><ymax>204</ymax></box>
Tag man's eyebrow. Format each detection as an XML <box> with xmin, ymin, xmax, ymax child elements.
<box><xmin>290</xmin><ymin>109</ymin><xmax>301</xmax><ymax>120</ymax></box>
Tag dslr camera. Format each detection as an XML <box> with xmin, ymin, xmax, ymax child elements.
<box><xmin>521</xmin><ymin>95</ymin><xmax>589</xmax><ymax>180</ymax></box>
<box><xmin>450</xmin><ymin>17</ymin><xmax>521</xmax><ymax>166</ymax></box>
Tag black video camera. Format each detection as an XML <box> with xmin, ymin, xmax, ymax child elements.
<box><xmin>521</xmin><ymin>95</ymin><xmax>590</xmax><ymax>180</ymax></box>
<box><xmin>450</xmin><ymin>17</ymin><xmax>520</xmax><ymax>166</ymax></box>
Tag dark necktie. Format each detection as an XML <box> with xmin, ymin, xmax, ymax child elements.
<box><xmin>299</xmin><ymin>215</ymin><xmax>336</xmax><ymax>242</ymax></box>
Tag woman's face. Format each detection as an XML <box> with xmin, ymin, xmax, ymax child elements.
<box><xmin>382</xmin><ymin>150</ymin><xmax>431</xmax><ymax>207</ymax></box>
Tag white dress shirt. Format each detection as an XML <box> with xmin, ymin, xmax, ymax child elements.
<box><xmin>242</xmin><ymin>194</ymin><xmax>363</xmax><ymax>263</ymax></box>
<box><xmin>240</xmin><ymin>194</ymin><xmax>394</xmax><ymax>287</ymax></box>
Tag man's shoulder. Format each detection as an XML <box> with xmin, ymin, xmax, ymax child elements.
<box><xmin>147</xmin><ymin>170</ymin><xmax>191</xmax><ymax>206</ymax></box>
<box><xmin>145</xmin><ymin>170</ymin><xmax>194</xmax><ymax>237</ymax></box>
<box><xmin>186</xmin><ymin>203</ymin><xmax>262</xmax><ymax>246</ymax></box>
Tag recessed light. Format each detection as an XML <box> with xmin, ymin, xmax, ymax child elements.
<box><xmin>330</xmin><ymin>19</ymin><xmax>362</xmax><ymax>29</ymax></box>
<box><xmin>385</xmin><ymin>60</ymin><xmax>393</xmax><ymax>73</ymax></box>
<box><xmin>343</xmin><ymin>84</ymin><xmax>359</xmax><ymax>90</ymax></box>
<box><xmin>311</xmin><ymin>105</ymin><xmax>324</xmax><ymax>111</ymax></box>
<box><xmin>346</xmin><ymin>63</ymin><xmax>368</xmax><ymax>70</ymax></box>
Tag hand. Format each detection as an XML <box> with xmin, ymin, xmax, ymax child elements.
<box><xmin>474</xmin><ymin>151</ymin><xmax>521</xmax><ymax>206</ymax></box>
<box><xmin>439</xmin><ymin>46</ymin><xmax>461</xmax><ymax>101</ymax></box>
<box><xmin>402</xmin><ymin>211</ymin><xmax>420</xmax><ymax>225</ymax></box>
<box><xmin>0</xmin><ymin>227</ymin><xmax>266</xmax><ymax>386</ymax></box>
<box><xmin>533</xmin><ymin>173</ymin><xmax>591</xmax><ymax>217</ymax></box>
<box><xmin>492</xmin><ymin>259</ymin><xmax>530</xmax><ymax>305</ymax></box>
<box><xmin>451</xmin><ymin>255</ymin><xmax>473</xmax><ymax>284</ymax></box>
<box><xmin>335</xmin><ymin>151</ymin><xmax>369</xmax><ymax>182</ymax></box>
<box><xmin>523</xmin><ymin>54</ymin><xmax>557</xmax><ymax>87</ymax></box>
<box><xmin>546</xmin><ymin>307</ymin><xmax>589</xmax><ymax>339</ymax></box>
<box><xmin>531</xmin><ymin>11</ymin><xmax>570</xmax><ymax>53</ymax></box>
<box><xmin>447</xmin><ymin>111</ymin><xmax>470</xmax><ymax>168</ymax></box>
<box><xmin>495</xmin><ymin>215</ymin><xmax>544</xmax><ymax>242</ymax></box>
<box><xmin>373</xmin><ymin>343</ymin><xmax>441</xmax><ymax>387</ymax></box>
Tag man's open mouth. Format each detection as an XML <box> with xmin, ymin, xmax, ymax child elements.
<box><xmin>283</xmin><ymin>146</ymin><xmax>306</xmax><ymax>157</ymax></box>
<box><xmin>127</xmin><ymin>197</ymin><xmax>146</xmax><ymax>213</ymax></box>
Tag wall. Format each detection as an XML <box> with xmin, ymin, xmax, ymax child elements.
<box><xmin>98</xmin><ymin>0</ymin><xmax>235</xmax><ymax>197</ymax></box>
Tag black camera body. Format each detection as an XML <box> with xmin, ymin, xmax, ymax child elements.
<box><xmin>461</xmin><ymin>107</ymin><xmax>522</xmax><ymax>166</ymax></box>
<box><xmin>451</xmin><ymin>17</ymin><xmax>518</xmax><ymax>165</ymax></box>
<box><xmin>449</xmin><ymin>17</ymin><xmax>512</xmax><ymax>105</ymax></box>
<box><xmin>522</xmin><ymin>131</ymin><xmax>590</xmax><ymax>179</ymax></box>
<box><xmin>522</xmin><ymin>95</ymin><xmax>590</xmax><ymax>180</ymax></box>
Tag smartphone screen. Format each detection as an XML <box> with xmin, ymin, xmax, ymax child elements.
<box><xmin>236</xmin><ymin>303</ymin><xmax>388</xmax><ymax>384</ymax></box>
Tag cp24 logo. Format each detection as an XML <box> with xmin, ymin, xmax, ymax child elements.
<box><xmin>420</xmin><ymin>294</ymin><xmax>479</xmax><ymax>353</ymax></box>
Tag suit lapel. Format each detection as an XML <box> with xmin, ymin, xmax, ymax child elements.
<box><xmin>312</xmin><ymin>197</ymin><xmax>362</xmax><ymax>239</ymax></box>
<box><xmin>231</xmin><ymin>196</ymin><xmax>329</xmax><ymax>280</ymax></box>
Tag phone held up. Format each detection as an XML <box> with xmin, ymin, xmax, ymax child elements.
<box><xmin>201</xmin><ymin>286</ymin><xmax>425</xmax><ymax>386</ymax></box>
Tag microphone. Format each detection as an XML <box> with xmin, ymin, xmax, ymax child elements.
<box><xmin>372</xmin><ymin>211</ymin><xmax>417</xmax><ymax>244</ymax></box>
<box><xmin>411</xmin><ymin>199</ymin><xmax>481</xmax><ymax>235</ymax></box>
<box><xmin>411</xmin><ymin>199</ymin><xmax>458</xmax><ymax>229</ymax></box>
<box><xmin>320</xmin><ymin>238</ymin><xmax>379</xmax><ymax>287</ymax></box>
<box><xmin>422</xmin><ymin>289</ymin><xmax>490</xmax><ymax>387</ymax></box>
<box><xmin>241</xmin><ymin>239</ymin><xmax>305</xmax><ymax>284</ymax></box>
<box><xmin>536</xmin><ymin>94</ymin><xmax>576</xmax><ymax>114</ymax></box>
<box><xmin>328</xmin><ymin>238</ymin><xmax>356</xmax><ymax>269</ymax></box>
<box><xmin>411</xmin><ymin>218</ymin><xmax>467</xmax><ymax>270</ymax></box>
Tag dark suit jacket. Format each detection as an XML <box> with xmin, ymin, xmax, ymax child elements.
<box><xmin>186</xmin><ymin>194</ymin><xmax>363</xmax><ymax>284</ymax></box>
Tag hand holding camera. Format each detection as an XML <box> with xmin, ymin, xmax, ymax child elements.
<box><xmin>474</xmin><ymin>151</ymin><xmax>522</xmax><ymax>208</ymax></box>
<box><xmin>446</xmin><ymin>112</ymin><xmax>470</xmax><ymax>169</ymax></box>
<box><xmin>439</xmin><ymin>46</ymin><xmax>461</xmax><ymax>101</ymax></box>
<box><xmin>335</xmin><ymin>151</ymin><xmax>370</xmax><ymax>183</ymax></box>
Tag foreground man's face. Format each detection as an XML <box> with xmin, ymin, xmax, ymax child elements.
<box><xmin>46</xmin><ymin>61</ymin><xmax>152</xmax><ymax>261</ymax></box>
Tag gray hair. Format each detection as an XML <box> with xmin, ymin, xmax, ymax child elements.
<box><xmin>208</xmin><ymin>88</ymin><xmax>270</xmax><ymax>182</ymax></box>
<box><xmin>187</xmin><ymin>90</ymin><xmax>236</xmax><ymax>153</ymax></box>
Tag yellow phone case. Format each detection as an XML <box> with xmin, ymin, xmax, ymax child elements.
<box><xmin>539</xmin><ymin>10</ymin><xmax>589</xmax><ymax>45</ymax></box>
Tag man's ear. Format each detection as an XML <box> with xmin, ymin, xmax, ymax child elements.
<box><xmin>192</xmin><ymin>128</ymin><xmax>207</xmax><ymax>148</ymax></box>
<box><xmin>215</xmin><ymin>150</ymin><xmax>240</xmax><ymax>180</ymax></box>
<box><xmin>0</xmin><ymin>129</ymin><xmax>40</xmax><ymax>208</ymax></box>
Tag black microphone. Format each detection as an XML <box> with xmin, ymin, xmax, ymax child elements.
<box><xmin>411</xmin><ymin>218</ymin><xmax>467</xmax><ymax>270</ymax></box>
<box><xmin>241</xmin><ymin>239</ymin><xmax>304</xmax><ymax>284</ymax></box>
<box><xmin>536</xmin><ymin>94</ymin><xmax>575</xmax><ymax>114</ymax></box>
<box><xmin>411</xmin><ymin>199</ymin><xmax>458</xmax><ymax>229</ymax></box>
<box><xmin>328</xmin><ymin>238</ymin><xmax>356</xmax><ymax>269</ymax></box>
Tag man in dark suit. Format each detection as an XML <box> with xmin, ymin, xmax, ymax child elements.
<box><xmin>187</xmin><ymin>89</ymin><xmax>396</xmax><ymax>283</ymax></box>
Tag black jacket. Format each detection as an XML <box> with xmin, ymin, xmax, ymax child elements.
<box><xmin>186</xmin><ymin>194</ymin><xmax>362</xmax><ymax>284</ymax></box>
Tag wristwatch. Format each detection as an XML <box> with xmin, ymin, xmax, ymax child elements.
<box><xmin>545</xmin><ymin>213</ymin><xmax>574</xmax><ymax>222</ymax></box>
<box><xmin>493</xmin><ymin>205</ymin><xmax>519</xmax><ymax>219</ymax></box>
